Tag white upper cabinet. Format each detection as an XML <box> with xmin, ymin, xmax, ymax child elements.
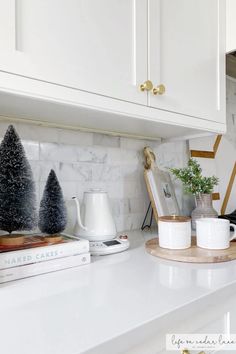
<box><xmin>0</xmin><ymin>0</ymin><xmax>148</xmax><ymax>105</ymax></box>
<box><xmin>149</xmin><ymin>0</ymin><xmax>225</xmax><ymax>124</ymax></box>
<box><xmin>226</xmin><ymin>0</ymin><xmax>236</xmax><ymax>53</ymax></box>
<box><xmin>0</xmin><ymin>0</ymin><xmax>226</xmax><ymax>138</ymax></box>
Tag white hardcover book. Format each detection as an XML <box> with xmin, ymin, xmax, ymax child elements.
<box><xmin>0</xmin><ymin>252</ymin><xmax>91</xmax><ymax>283</ymax></box>
<box><xmin>0</xmin><ymin>234</ymin><xmax>89</xmax><ymax>270</ymax></box>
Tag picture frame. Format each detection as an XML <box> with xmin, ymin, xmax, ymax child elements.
<box><xmin>143</xmin><ymin>147</ymin><xmax>180</xmax><ymax>224</ymax></box>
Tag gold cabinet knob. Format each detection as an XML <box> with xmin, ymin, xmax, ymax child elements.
<box><xmin>152</xmin><ymin>84</ymin><xmax>166</xmax><ymax>95</ymax></box>
<box><xmin>139</xmin><ymin>80</ymin><xmax>153</xmax><ymax>92</ymax></box>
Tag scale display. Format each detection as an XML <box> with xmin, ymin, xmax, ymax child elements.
<box><xmin>89</xmin><ymin>236</ymin><xmax>129</xmax><ymax>255</ymax></box>
<box><xmin>103</xmin><ymin>240</ymin><xmax>120</xmax><ymax>246</ymax></box>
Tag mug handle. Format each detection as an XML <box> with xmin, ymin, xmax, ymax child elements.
<box><xmin>229</xmin><ymin>224</ymin><xmax>236</xmax><ymax>241</ymax></box>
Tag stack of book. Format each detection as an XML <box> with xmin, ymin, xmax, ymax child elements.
<box><xmin>0</xmin><ymin>234</ymin><xmax>90</xmax><ymax>283</ymax></box>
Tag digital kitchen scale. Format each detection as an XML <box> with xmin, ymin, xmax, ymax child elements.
<box><xmin>89</xmin><ymin>235</ymin><xmax>130</xmax><ymax>256</ymax></box>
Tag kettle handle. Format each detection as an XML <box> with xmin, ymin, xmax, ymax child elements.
<box><xmin>72</xmin><ymin>197</ymin><xmax>87</xmax><ymax>231</ymax></box>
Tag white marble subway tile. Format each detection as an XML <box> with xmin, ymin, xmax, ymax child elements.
<box><xmin>22</xmin><ymin>140</ymin><xmax>40</xmax><ymax>160</ymax></box>
<box><xmin>225</xmin><ymin>110</ymin><xmax>236</xmax><ymax>145</ymax></box>
<box><xmin>3</xmin><ymin>122</ymin><xmax>55</xmax><ymax>143</ymax></box>
<box><xmin>40</xmin><ymin>143</ymin><xmax>77</xmax><ymax>162</ymax></box>
<box><xmin>74</xmin><ymin>186</ymin><xmax>85</xmax><ymax>201</ymax></box>
<box><xmin>106</xmin><ymin>148</ymin><xmax>122</xmax><ymax>164</ymax></box>
<box><xmin>174</xmin><ymin>181</ymin><xmax>184</xmax><ymax>212</ymax></box>
<box><xmin>38</xmin><ymin>161</ymin><xmax>60</xmax><ymax>181</ymax></box>
<box><xmin>129</xmin><ymin>213</ymin><xmax>144</xmax><ymax>230</ymax></box>
<box><xmin>227</xmin><ymin>78</ymin><xmax>236</xmax><ymax>103</ymax></box>
<box><xmin>114</xmin><ymin>213</ymin><xmax>143</xmax><ymax>232</ymax></box>
<box><xmin>92</xmin><ymin>164</ymin><xmax>121</xmax><ymax>182</ymax></box>
<box><xmin>76</xmin><ymin>146</ymin><xmax>107</xmax><ymax>163</ymax></box>
<box><xmin>93</xmin><ymin>133</ymin><xmax>120</xmax><ymax>148</ymax></box>
<box><xmin>58</xmin><ymin>129</ymin><xmax>93</xmax><ymax>146</ymax></box>
<box><xmin>118</xmin><ymin>199</ymin><xmax>131</xmax><ymax>215</ymax></box>
<box><xmin>40</xmin><ymin>142</ymin><xmax>61</xmax><ymax>161</ymax></box>
<box><xmin>107</xmin><ymin>181</ymin><xmax>144</xmax><ymax>200</ymax></box>
<box><xmin>17</xmin><ymin>123</ymin><xmax>58</xmax><ymax>143</ymax></box>
<box><xmin>0</xmin><ymin>119</ymin><xmax>193</xmax><ymax>232</ymax></box>
<box><xmin>59</xmin><ymin>162</ymin><xmax>92</xmax><ymax>182</ymax></box>
<box><xmin>114</xmin><ymin>216</ymin><xmax>128</xmax><ymax>233</ymax></box>
<box><xmin>120</xmin><ymin>165</ymin><xmax>141</xmax><ymax>181</ymax></box>
<box><xmin>29</xmin><ymin>161</ymin><xmax>41</xmax><ymax>182</ymax></box>
<box><xmin>120</xmin><ymin>137</ymin><xmax>160</xmax><ymax>151</ymax></box>
<box><xmin>226</xmin><ymin>79</ymin><xmax>231</xmax><ymax>102</ymax></box>
<box><xmin>34</xmin><ymin>183</ymin><xmax>40</xmax><ymax>207</ymax></box>
<box><xmin>59</xmin><ymin>181</ymin><xmax>78</xmax><ymax>200</ymax></box>
<box><xmin>106</xmin><ymin>182</ymin><xmax>125</xmax><ymax>199</ymax></box>
<box><xmin>110</xmin><ymin>199</ymin><xmax>121</xmax><ymax>218</ymax></box>
<box><xmin>37</xmin><ymin>126</ymin><xmax>59</xmax><ymax>143</ymax></box>
<box><xmin>16</xmin><ymin>123</ymin><xmax>39</xmax><ymax>141</ymax></box>
<box><xmin>110</xmin><ymin>198</ymin><xmax>130</xmax><ymax>217</ymax></box>
<box><xmin>144</xmin><ymin>139</ymin><xmax>161</xmax><ymax>150</ymax></box>
<box><xmin>154</xmin><ymin>142</ymin><xmax>187</xmax><ymax>170</ymax></box>
<box><xmin>107</xmin><ymin>148</ymin><xmax>139</xmax><ymax>165</ymax></box>
<box><xmin>58</xmin><ymin>144</ymin><xmax>78</xmax><ymax>162</ymax></box>
<box><xmin>227</xmin><ymin>103</ymin><xmax>236</xmax><ymax>118</ymax></box>
<box><xmin>123</xmin><ymin>180</ymin><xmax>144</xmax><ymax>198</ymax></box>
<box><xmin>39</xmin><ymin>182</ymin><xmax>48</xmax><ymax>200</ymax></box>
<box><xmin>129</xmin><ymin>198</ymin><xmax>146</xmax><ymax>214</ymax></box>
<box><xmin>120</xmin><ymin>137</ymin><xmax>147</xmax><ymax>151</ymax></box>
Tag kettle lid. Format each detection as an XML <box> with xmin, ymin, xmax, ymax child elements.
<box><xmin>85</xmin><ymin>188</ymin><xmax>107</xmax><ymax>194</ymax></box>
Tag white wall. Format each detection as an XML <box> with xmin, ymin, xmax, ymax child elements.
<box><xmin>189</xmin><ymin>77</ymin><xmax>236</xmax><ymax>215</ymax></box>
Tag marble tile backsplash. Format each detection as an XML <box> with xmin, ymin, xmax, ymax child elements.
<box><xmin>0</xmin><ymin>121</ymin><xmax>189</xmax><ymax>232</ymax></box>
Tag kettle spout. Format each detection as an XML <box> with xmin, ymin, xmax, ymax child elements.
<box><xmin>72</xmin><ymin>197</ymin><xmax>87</xmax><ymax>231</ymax></box>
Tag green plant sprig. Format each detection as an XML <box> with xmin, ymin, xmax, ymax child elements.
<box><xmin>169</xmin><ymin>158</ymin><xmax>218</xmax><ymax>195</ymax></box>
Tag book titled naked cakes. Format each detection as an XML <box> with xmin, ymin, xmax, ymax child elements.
<box><xmin>0</xmin><ymin>233</ymin><xmax>90</xmax><ymax>283</ymax></box>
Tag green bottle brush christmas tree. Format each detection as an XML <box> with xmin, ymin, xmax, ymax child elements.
<box><xmin>0</xmin><ymin>125</ymin><xmax>67</xmax><ymax>246</ymax></box>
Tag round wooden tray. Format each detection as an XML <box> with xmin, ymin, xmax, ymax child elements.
<box><xmin>145</xmin><ymin>237</ymin><xmax>236</xmax><ymax>263</ymax></box>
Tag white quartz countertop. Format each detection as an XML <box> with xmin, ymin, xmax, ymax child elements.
<box><xmin>1</xmin><ymin>229</ymin><xmax>236</xmax><ymax>354</ymax></box>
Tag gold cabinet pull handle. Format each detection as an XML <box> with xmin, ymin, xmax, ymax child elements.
<box><xmin>139</xmin><ymin>80</ymin><xmax>153</xmax><ymax>92</ymax></box>
<box><xmin>152</xmin><ymin>84</ymin><xmax>165</xmax><ymax>95</ymax></box>
<box><xmin>181</xmin><ymin>350</ymin><xmax>205</xmax><ymax>354</ymax></box>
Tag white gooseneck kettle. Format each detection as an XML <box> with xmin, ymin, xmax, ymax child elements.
<box><xmin>73</xmin><ymin>189</ymin><xmax>117</xmax><ymax>242</ymax></box>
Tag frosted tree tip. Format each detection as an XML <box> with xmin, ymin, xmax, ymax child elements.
<box><xmin>6</xmin><ymin>124</ymin><xmax>17</xmax><ymax>134</ymax></box>
<box><xmin>49</xmin><ymin>169</ymin><xmax>56</xmax><ymax>177</ymax></box>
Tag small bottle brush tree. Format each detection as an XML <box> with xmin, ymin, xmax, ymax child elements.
<box><xmin>0</xmin><ymin>125</ymin><xmax>37</xmax><ymax>243</ymax></box>
<box><xmin>38</xmin><ymin>169</ymin><xmax>67</xmax><ymax>237</ymax></box>
<box><xmin>169</xmin><ymin>158</ymin><xmax>219</xmax><ymax>195</ymax></box>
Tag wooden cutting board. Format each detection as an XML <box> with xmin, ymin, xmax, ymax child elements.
<box><xmin>145</xmin><ymin>237</ymin><xmax>236</xmax><ymax>263</ymax></box>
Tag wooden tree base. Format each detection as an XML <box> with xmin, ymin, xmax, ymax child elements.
<box><xmin>44</xmin><ymin>235</ymin><xmax>63</xmax><ymax>243</ymax></box>
<box><xmin>0</xmin><ymin>234</ymin><xmax>25</xmax><ymax>246</ymax></box>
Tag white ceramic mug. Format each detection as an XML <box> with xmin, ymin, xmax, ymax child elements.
<box><xmin>158</xmin><ymin>216</ymin><xmax>191</xmax><ymax>249</ymax></box>
<box><xmin>196</xmin><ymin>218</ymin><xmax>236</xmax><ymax>250</ymax></box>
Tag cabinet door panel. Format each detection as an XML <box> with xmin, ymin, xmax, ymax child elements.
<box><xmin>149</xmin><ymin>0</ymin><xmax>225</xmax><ymax>123</ymax></box>
<box><xmin>0</xmin><ymin>0</ymin><xmax>148</xmax><ymax>105</ymax></box>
